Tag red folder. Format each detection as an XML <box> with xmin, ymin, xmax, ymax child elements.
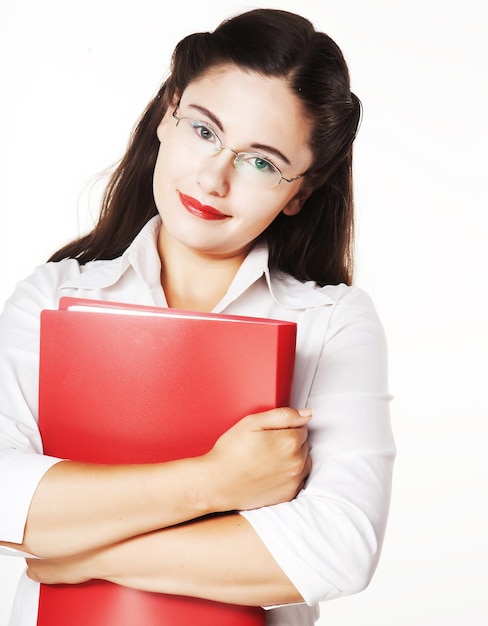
<box><xmin>37</xmin><ymin>297</ymin><xmax>297</xmax><ymax>626</ymax></box>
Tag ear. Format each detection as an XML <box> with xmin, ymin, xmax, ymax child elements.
<box><xmin>156</xmin><ymin>111</ymin><xmax>171</xmax><ymax>142</ymax></box>
<box><xmin>156</xmin><ymin>93</ymin><xmax>181</xmax><ymax>142</ymax></box>
<box><xmin>282</xmin><ymin>187</ymin><xmax>312</xmax><ymax>216</ymax></box>
<box><xmin>156</xmin><ymin>107</ymin><xmax>175</xmax><ymax>142</ymax></box>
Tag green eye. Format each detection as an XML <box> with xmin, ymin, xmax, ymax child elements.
<box><xmin>254</xmin><ymin>158</ymin><xmax>270</xmax><ymax>171</ymax></box>
<box><xmin>248</xmin><ymin>156</ymin><xmax>278</xmax><ymax>175</ymax></box>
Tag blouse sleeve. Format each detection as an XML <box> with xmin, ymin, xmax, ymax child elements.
<box><xmin>0</xmin><ymin>264</ymin><xmax>67</xmax><ymax>551</ymax></box>
<box><xmin>240</xmin><ymin>286</ymin><xmax>396</xmax><ymax>605</ymax></box>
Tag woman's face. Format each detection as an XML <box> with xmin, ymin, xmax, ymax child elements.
<box><xmin>153</xmin><ymin>64</ymin><xmax>314</xmax><ymax>263</ymax></box>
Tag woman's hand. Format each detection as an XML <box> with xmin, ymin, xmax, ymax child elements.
<box><xmin>26</xmin><ymin>550</ymin><xmax>98</xmax><ymax>586</ymax></box>
<box><xmin>206</xmin><ymin>407</ymin><xmax>312</xmax><ymax>512</ymax></box>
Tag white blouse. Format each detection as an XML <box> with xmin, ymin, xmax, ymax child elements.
<box><xmin>0</xmin><ymin>216</ymin><xmax>395</xmax><ymax>625</ymax></box>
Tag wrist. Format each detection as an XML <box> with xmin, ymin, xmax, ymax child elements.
<box><xmin>192</xmin><ymin>452</ymin><xmax>232</xmax><ymax>515</ymax></box>
<box><xmin>167</xmin><ymin>454</ymin><xmax>228</xmax><ymax>520</ymax></box>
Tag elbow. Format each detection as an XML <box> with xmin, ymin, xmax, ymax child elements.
<box><xmin>332</xmin><ymin>551</ymin><xmax>379</xmax><ymax>599</ymax></box>
<box><xmin>311</xmin><ymin>548</ymin><xmax>380</xmax><ymax>604</ymax></box>
<box><xmin>300</xmin><ymin>504</ymin><xmax>385</xmax><ymax>604</ymax></box>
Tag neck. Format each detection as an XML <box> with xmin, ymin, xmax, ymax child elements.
<box><xmin>158</xmin><ymin>231</ymin><xmax>245</xmax><ymax>312</ymax></box>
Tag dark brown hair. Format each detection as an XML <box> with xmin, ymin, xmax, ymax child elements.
<box><xmin>49</xmin><ymin>9</ymin><xmax>362</xmax><ymax>286</ymax></box>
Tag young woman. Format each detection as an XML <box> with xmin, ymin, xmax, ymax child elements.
<box><xmin>0</xmin><ymin>8</ymin><xmax>395</xmax><ymax>626</ymax></box>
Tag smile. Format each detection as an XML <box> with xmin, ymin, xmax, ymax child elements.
<box><xmin>178</xmin><ymin>192</ymin><xmax>229</xmax><ymax>221</ymax></box>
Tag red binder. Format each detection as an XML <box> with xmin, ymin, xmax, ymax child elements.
<box><xmin>37</xmin><ymin>297</ymin><xmax>297</xmax><ymax>626</ymax></box>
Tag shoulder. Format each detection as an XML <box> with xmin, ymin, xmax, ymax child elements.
<box><xmin>2</xmin><ymin>258</ymin><xmax>115</xmax><ymax>314</ymax></box>
<box><xmin>270</xmin><ymin>269</ymin><xmax>378</xmax><ymax>313</ymax></box>
<box><xmin>4</xmin><ymin>260</ymin><xmax>80</xmax><ymax>310</ymax></box>
<box><xmin>0</xmin><ymin>260</ymin><xmax>76</xmax><ymax>344</ymax></box>
<box><xmin>271</xmin><ymin>272</ymin><xmax>386</xmax><ymax>349</ymax></box>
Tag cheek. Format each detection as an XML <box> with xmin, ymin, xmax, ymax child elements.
<box><xmin>253</xmin><ymin>192</ymin><xmax>299</xmax><ymax>226</ymax></box>
<box><xmin>240</xmin><ymin>202</ymin><xmax>285</xmax><ymax>238</ymax></box>
<box><xmin>153</xmin><ymin>142</ymin><xmax>188</xmax><ymax>195</ymax></box>
<box><xmin>152</xmin><ymin>148</ymin><xmax>177</xmax><ymax>213</ymax></box>
<box><xmin>152</xmin><ymin>148</ymin><xmax>165</xmax><ymax>200</ymax></box>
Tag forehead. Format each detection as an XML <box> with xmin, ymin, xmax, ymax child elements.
<box><xmin>179</xmin><ymin>65</ymin><xmax>313</xmax><ymax>164</ymax></box>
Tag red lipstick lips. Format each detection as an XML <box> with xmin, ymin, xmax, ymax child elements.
<box><xmin>179</xmin><ymin>192</ymin><xmax>228</xmax><ymax>221</ymax></box>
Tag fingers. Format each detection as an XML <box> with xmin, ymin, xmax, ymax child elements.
<box><xmin>207</xmin><ymin>406</ymin><xmax>313</xmax><ymax>511</ymax></box>
<box><xmin>247</xmin><ymin>407</ymin><xmax>313</xmax><ymax>431</ymax></box>
<box><xmin>294</xmin><ymin>443</ymin><xmax>312</xmax><ymax>495</ymax></box>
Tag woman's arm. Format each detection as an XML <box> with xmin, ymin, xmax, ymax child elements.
<box><xmin>27</xmin><ymin>513</ymin><xmax>304</xmax><ymax>606</ymax></box>
<box><xmin>2</xmin><ymin>407</ymin><xmax>311</xmax><ymax>559</ymax></box>
<box><xmin>26</xmin><ymin>288</ymin><xmax>395</xmax><ymax>609</ymax></box>
<box><xmin>0</xmin><ymin>263</ymin><xmax>311</xmax><ymax>559</ymax></box>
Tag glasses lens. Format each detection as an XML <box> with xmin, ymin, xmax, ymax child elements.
<box><xmin>177</xmin><ymin>118</ymin><xmax>222</xmax><ymax>155</ymax></box>
<box><xmin>174</xmin><ymin>114</ymin><xmax>283</xmax><ymax>188</ymax></box>
<box><xmin>235</xmin><ymin>154</ymin><xmax>282</xmax><ymax>188</ymax></box>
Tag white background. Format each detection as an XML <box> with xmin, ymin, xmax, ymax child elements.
<box><xmin>1</xmin><ymin>1</ymin><xmax>486</xmax><ymax>624</ymax></box>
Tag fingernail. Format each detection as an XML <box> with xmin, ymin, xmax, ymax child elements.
<box><xmin>298</xmin><ymin>408</ymin><xmax>313</xmax><ymax>418</ymax></box>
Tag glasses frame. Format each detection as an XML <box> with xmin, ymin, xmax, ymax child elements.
<box><xmin>172</xmin><ymin>108</ymin><xmax>306</xmax><ymax>188</ymax></box>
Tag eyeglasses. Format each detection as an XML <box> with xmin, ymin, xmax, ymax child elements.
<box><xmin>172</xmin><ymin>108</ymin><xmax>305</xmax><ymax>188</ymax></box>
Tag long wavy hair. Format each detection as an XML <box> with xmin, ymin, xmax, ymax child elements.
<box><xmin>49</xmin><ymin>9</ymin><xmax>362</xmax><ymax>286</ymax></box>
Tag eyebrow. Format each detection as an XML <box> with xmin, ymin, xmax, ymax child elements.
<box><xmin>186</xmin><ymin>103</ymin><xmax>292</xmax><ymax>166</ymax></box>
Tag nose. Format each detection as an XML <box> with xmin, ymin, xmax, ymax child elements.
<box><xmin>214</xmin><ymin>144</ymin><xmax>239</xmax><ymax>161</ymax></box>
<box><xmin>197</xmin><ymin>146</ymin><xmax>237</xmax><ymax>196</ymax></box>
